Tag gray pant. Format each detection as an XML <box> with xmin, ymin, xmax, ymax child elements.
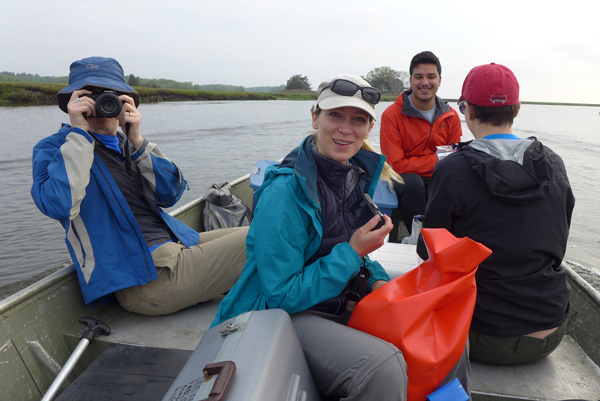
<box><xmin>291</xmin><ymin>312</ymin><xmax>471</xmax><ymax>401</ymax></box>
<box><xmin>440</xmin><ymin>339</ymin><xmax>471</xmax><ymax>396</ymax></box>
<box><xmin>292</xmin><ymin>312</ymin><xmax>408</xmax><ymax>401</ymax></box>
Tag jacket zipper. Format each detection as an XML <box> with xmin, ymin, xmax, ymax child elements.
<box><xmin>71</xmin><ymin>224</ymin><xmax>87</xmax><ymax>268</ymax></box>
<box><xmin>342</xmin><ymin>183</ymin><xmax>353</xmax><ymax>241</ymax></box>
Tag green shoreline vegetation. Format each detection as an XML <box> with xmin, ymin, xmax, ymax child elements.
<box><xmin>0</xmin><ymin>81</ymin><xmax>320</xmax><ymax>107</ymax></box>
<box><xmin>1</xmin><ymin>81</ymin><xmax>598</xmax><ymax>108</ymax></box>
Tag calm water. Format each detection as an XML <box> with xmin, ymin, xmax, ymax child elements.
<box><xmin>1</xmin><ymin>100</ymin><xmax>599</xmax><ymax>298</ymax></box>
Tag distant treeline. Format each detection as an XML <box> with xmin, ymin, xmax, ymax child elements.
<box><xmin>136</xmin><ymin>78</ymin><xmax>286</xmax><ymax>94</ymax></box>
<box><xmin>0</xmin><ymin>72</ymin><xmax>69</xmax><ymax>84</ymax></box>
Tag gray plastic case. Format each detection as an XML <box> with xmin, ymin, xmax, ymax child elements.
<box><xmin>161</xmin><ymin>309</ymin><xmax>321</xmax><ymax>401</ymax></box>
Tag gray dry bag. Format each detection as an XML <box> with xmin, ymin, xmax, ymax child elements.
<box><xmin>203</xmin><ymin>181</ymin><xmax>252</xmax><ymax>230</ymax></box>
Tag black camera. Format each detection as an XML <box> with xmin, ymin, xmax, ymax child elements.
<box><xmin>353</xmin><ymin>193</ymin><xmax>385</xmax><ymax>230</ymax></box>
<box><xmin>85</xmin><ymin>90</ymin><xmax>123</xmax><ymax>118</ymax></box>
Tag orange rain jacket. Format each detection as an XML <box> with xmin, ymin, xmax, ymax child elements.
<box><xmin>380</xmin><ymin>90</ymin><xmax>462</xmax><ymax>177</ymax></box>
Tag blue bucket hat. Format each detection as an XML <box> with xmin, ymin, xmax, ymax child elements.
<box><xmin>57</xmin><ymin>56</ymin><xmax>140</xmax><ymax>113</ymax></box>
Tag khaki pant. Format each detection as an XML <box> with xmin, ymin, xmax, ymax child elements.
<box><xmin>115</xmin><ymin>226</ymin><xmax>249</xmax><ymax>316</ymax></box>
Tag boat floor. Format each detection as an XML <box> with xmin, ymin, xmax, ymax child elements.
<box><xmin>60</xmin><ymin>297</ymin><xmax>600</xmax><ymax>401</ymax></box>
<box><xmin>55</xmin><ymin>344</ymin><xmax>191</xmax><ymax>401</ymax></box>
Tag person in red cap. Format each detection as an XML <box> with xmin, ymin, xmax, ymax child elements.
<box><xmin>379</xmin><ymin>51</ymin><xmax>462</xmax><ymax>239</ymax></box>
<box><xmin>416</xmin><ymin>63</ymin><xmax>575</xmax><ymax>365</ymax></box>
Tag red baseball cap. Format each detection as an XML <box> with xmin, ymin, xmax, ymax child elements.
<box><xmin>459</xmin><ymin>63</ymin><xmax>519</xmax><ymax>107</ymax></box>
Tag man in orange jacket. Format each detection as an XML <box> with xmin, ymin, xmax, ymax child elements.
<box><xmin>380</xmin><ymin>51</ymin><xmax>462</xmax><ymax>237</ymax></box>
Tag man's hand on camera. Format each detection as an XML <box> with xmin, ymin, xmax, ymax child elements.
<box><xmin>119</xmin><ymin>94</ymin><xmax>143</xmax><ymax>149</ymax></box>
<box><xmin>67</xmin><ymin>89</ymin><xmax>94</xmax><ymax>132</ymax></box>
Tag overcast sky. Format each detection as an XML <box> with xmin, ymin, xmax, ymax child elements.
<box><xmin>3</xmin><ymin>0</ymin><xmax>598</xmax><ymax>104</ymax></box>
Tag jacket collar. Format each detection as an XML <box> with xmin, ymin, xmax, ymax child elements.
<box><xmin>277</xmin><ymin>135</ymin><xmax>385</xmax><ymax>205</ymax></box>
<box><xmin>399</xmin><ymin>89</ymin><xmax>452</xmax><ymax>120</ymax></box>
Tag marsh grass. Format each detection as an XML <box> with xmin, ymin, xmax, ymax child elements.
<box><xmin>3</xmin><ymin>82</ymin><xmax>594</xmax><ymax>108</ymax></box>
<box><xmin>0</xmin><ymin>82</ymin><xmax>319</xmax><ymax>107</ymax></box>
<box><xmin>0</xmin><ymin>82</ymin><xmax>65</xmax><ymax>106</ymax></box>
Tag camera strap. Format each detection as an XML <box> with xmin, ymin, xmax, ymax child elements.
<box><xmin>341</xmin><ymin>257</ymin><xmax>370</xmax><ymax>325</ymax></box>
<box><xmin>89</xmin><ymin>128</ymin><xmax>134</xmax><ymax>183</ymax></box>
<box><xmin>123</xmin><ymin>123</ymin><xmax>134</xmax><ymax>182</ymax></box>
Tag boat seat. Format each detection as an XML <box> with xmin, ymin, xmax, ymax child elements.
<box><xmin>63</xmin><ymin>298</ymin><xmax>222</xmax><ymax>355</ymax></box>
<box><xmin>249</xmin><ymin>159</ymin><xmax>398</xmax><ymax>215</ymax></box>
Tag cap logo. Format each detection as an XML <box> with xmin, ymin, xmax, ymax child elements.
<box><xmin>490</xmin><ymin>95</ymin><xmax>507</xmax><ymax>104</ymax></box>
<box><xmin>86</xmin><ymin>64</ymin><xmax>100</xmax><ymax>70</ymax></box>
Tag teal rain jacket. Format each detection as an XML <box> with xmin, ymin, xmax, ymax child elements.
<box><xmin>213</xmin><ymin>135</ymin><xmax>391</xmax><ymax>326</ymax></box>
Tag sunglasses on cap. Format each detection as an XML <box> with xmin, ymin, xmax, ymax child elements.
<box><xmin>458</xmin><ymin>100</ymin><xmax>467</xmax><ymax>115</ymax></box>
<box><xmin>321</xmin><ymin>79</ymin><xmax>381</xmax><ymax>105</ymax></box>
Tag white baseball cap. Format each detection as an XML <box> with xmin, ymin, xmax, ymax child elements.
<box><xmin>316</xmin><ymin>75</ymin><xmax>380</xmax><ymax>121</ymax></box>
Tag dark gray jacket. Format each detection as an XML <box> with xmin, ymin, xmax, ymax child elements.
<box><xmin>418</xmin><ymin>136</ymin><xmax>575</xmax><ymax>336</ymax></box>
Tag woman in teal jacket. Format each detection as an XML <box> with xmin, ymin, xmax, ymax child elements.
<box><xmin>213</xmin><ymin>76</ymin><xmax>409</xmax><ymax>401</ymax></box>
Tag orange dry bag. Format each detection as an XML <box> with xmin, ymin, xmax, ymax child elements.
<box><xmin>348</xmin><ymin>228</ymin><xmax>492</xmax><ymax>401</ymax></box>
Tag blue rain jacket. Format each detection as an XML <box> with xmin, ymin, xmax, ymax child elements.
<box><xmin>31</xmin><ymin>125</ymin><xmax>198</xmax><ymax>305</ymax></box>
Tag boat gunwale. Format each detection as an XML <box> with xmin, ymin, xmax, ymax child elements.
<box><xmin>0</xmin><ymin>264</ymin><xmax>76</xmax><ymax>316</ymax></box>
<box><xmin>564</xmin><ymin>261</ymin><xmax>600</xmax><ymax>305</ymax></box>
<box><xmin>169</xmin><ymin>173</ymin><xmax>250</xmax><ymax>217</ymax></box>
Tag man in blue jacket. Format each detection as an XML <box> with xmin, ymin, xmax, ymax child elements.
<box><xmin>31</xmin><ymin>57</ymin><xmax>248</xmax><ymax>315</ymax></box>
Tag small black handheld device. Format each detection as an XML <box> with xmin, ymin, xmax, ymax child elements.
<box><xmin>363</xmin><ymin>193</ymin><xmax>385</xmax><ymax>230</ymax></box>
<box><xmin>353</xmin><ymin>193</ymin><xmax>385</xmax><ymax>230</ymax></box>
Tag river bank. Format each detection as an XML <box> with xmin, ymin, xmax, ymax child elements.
<box><xmin>2</xmin><ymin>81</ymin><xmax>599</xmax><ymax>108</ymax></box>
<box><xmin>0</xmin><ymin>81</ymin><xmax>319</xmax><ymax>107</ymax></box>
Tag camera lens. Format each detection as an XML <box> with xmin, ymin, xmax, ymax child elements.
<box><xmin>95</xmin><ymin>92</ymin><xmax>123</xmax><ymax>118</ymax></box>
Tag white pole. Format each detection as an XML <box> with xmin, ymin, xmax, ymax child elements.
<box><xmin>40</xmin><ymin>338</ymin><xmax>90</xmax><ymax>401</ymax></box>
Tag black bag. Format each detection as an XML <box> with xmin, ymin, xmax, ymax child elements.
<box><xmin>203</xmin><ymin>181</ymin><xmax>252</xmax><ymax>230</ymax></box>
